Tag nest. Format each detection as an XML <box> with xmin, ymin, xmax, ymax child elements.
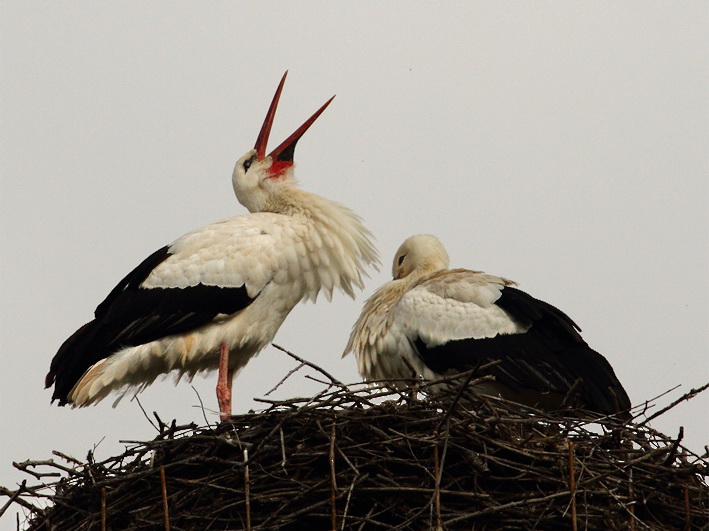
<box><xmin>3</xmin><ymin>354</ymin><xmax>708</xmax><ymax>530</ymax></box>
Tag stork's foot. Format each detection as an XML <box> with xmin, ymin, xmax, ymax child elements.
<box><xmin>216</xmin><ymin>343</ymin><xmax>233</xmax><ymax>421</ymax></box>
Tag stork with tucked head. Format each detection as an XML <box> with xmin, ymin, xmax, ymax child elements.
<box><xmin>46</xmin><ymin>72</ymin><xmax>379</xmax><ymax>419</ymax></box>
<box><xmin>345</xmin><ymin>234</ymin><xmax>630</xmax><ymax>418</ymax></box>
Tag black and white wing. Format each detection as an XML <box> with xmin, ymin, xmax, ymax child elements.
<box><xmin>394</xmin><ymin>270</ymin><xmax>631</xmax><ymax>416</ymax></box>
<box><xmin>46</xmin><ymin>214</ymin><xmax>290</xmax><ymax>404</ymax></box>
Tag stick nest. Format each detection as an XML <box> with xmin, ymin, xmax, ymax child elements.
<box><xmin>3</xmin><ymin>369</ymin><xmax>708</xmax><ymax>530</ymax></box>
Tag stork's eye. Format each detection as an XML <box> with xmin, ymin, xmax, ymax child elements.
<box><xmin>243</xmin><ymin>156</ymin><xmax>255</xmax><ymax>171</ymax></box>
<box><xmin>398</xmin><ymin>255</ymin><xmax>406</xmax><ymax>266</ymax></box>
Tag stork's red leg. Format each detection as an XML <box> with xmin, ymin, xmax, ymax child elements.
<box><xmin>216</xmin><ymin>343</ymin><xmax>232</xmax><ymax>420</ymax></box>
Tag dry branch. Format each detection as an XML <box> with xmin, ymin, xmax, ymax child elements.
<box><xmin>2</xmin><ymin>370</ymin><xmax>707</xmax><ymax>530</ymax></box>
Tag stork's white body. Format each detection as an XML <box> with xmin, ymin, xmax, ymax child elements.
<box><xmin>47</xmin><ymin>73</ymin><xmax>379</xmax><ymax>414</ymax></box>
<box><xmin>345</xmin><ymin>235</ymin><xmax>630</xmax><ymax>417</ymax></box>
<box><xmin>346</xmin><ymin>268</ymin><xmax>520</xmax><ymax>387</ymax></box>
<box><xmin>72</xmin><ymin>197</ymin><xmax>376</xmax><ymax>406</ymax></box>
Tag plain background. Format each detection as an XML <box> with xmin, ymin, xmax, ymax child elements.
<box><xmin>1</xmin><ymin>2</ymin><xmax>707</xmax><ymax>527</ymax></box>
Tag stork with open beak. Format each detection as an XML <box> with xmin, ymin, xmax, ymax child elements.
<box><xmin>46</xmin><ymin>72</ymin><xmax>379</xmax><ymax>419</ymax></box>
<box><xmin>345</xmin><ymin>234</ymin><xmax>630</xmax><ymax>418</ymax></box>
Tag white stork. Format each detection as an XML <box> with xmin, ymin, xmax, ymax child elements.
<box><xmin>46</xmin><ymin>72</ymin><xmax>379</xmax><ymax>418</ymax></box>
<box><xmin>344</xmin><ymin>234</ymin><xmax>631</xmax><ymax>418</ymax></box>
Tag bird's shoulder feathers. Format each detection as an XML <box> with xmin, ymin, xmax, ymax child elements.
<box><xmin>392</xmin><ymin>269</ymin><xmax>522</xmax><ymax>345</ymax></box>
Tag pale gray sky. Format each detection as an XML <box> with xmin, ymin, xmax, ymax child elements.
<box><xmin>1</xmin><ymin>2</ymin><xmax>707</xmax><ymax>526</ymax></box>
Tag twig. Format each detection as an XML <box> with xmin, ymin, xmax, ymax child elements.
<box><xmin>101</xmin><ymin>487</ymin><xmax>107</xmax><ymax>531</ymax></box>
<box><xmin>399</xmin><ymin>353</ymin><xmax>418</xmax><ymax>380</ymax></box>
<box><xmin>0</xmin><ymin>481</ymin><xmax>27</xmax><ymax>519</ymax></box>
<box><xmin>568</xmin><ymin>441</ymin><xmax>577</xmax><ymax>531</ymax></box>
<box><xmin>340</xmin><ymin>477</ymin><xmax>357</xmax><ymax>531</ymax></box>
<box><xmin>12</xmin><ymin>460</ymin><xmax>65</xmax><ymax>480</ymax></box>
<box><xmin>628</xmin><ymin>467</ymin><xmax>635</xmax><ymax>531</ymax></box>
<box><xmin>133</xmin><ymin>396</ymin><xmax>159</xmax><ymax>431</ymax></box>
<box><xmin>272</xmin><ymin>343</ymin><xmax>344</xmax><ymax>386</ymax></box>
<box><xmin>52</xmin><ymin>451</ymin><xmax>84</xmax><ymax>468</ymax></box>
<box><xmin>444</xmin><ymin>491</ymin><xmax>573</xmax><ymax>525</ymax></box>
<box><xmin>244</xmin><ymin>449</ymin><xmax>251</xmax><ymax>531</ymax></box>
<box><xmin>279</xmin><ymin>427</ymin><xmax>287</xmax><ymax>470</ymax></box>
<box><xmin>330</xmin><ymin>421</ymin><xmax>338</xmax><ymax>531</ymax></box>
<box><xmin>661</xmin><ymin>427</ymin><xmax>684</xmax><ymax>466</ymax></box>
<box><xmin>433</xmin><ymin>445</ymin><xmax>442</xmax><ymax>531</ymax></box>
<box><xmin>561</xmin><ymin>378</ymin><xmax>583</xmax><ymax>408</ymax></box>
<box><xmin>434</xmin><ymin>370</ymin><xmax>494</xmax><ymax>434</ymax></box>
<box><xmin>636</xmin><ymin>383</ymin><xmax>708</xmax><ymax>426</ymax></box>
<box><xmin>398</xmin><ymin>355</ymin><xmax>420</xmax><ymax>401</ymax></box>
<box><xmin>153</xmin><ymin>411</ymin><xmax>167</xmax><ymax>433</ymax></box>
<box><xmin>265</xmin><ymin>361</ymin><xmax>307</xmax><ymax>396</ymax></box>
<box><xmin>160</xmin><ymin>465</ymin><xmax>170</xmax><ymax>531</ymax></box>
<box><xmin>629</xmin><ymin>384</ymin><xmax>682</xmax><ymax>420</ymax></box>
<box><xmin>191</xmin><ymin>385</ymin><xmax>210</xmax><ymax>427</ymax></box>
<box><xmin>0</xmin><ymin>486</ymin><xmax>40</xmax><ymax>514</ymax></box>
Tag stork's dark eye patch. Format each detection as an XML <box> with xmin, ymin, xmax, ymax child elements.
<box><xmin>243</xmin><ymin>156</ymin><xmax>256</xmax><ymax>171</ymax></box>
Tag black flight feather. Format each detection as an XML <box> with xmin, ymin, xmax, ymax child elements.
<box><xmin>413</xmin><ymin>286</ymin><xmax>631</xmax><ymax>417</ymax></box>
<box><xmin>46</xmin><ymin>245</ymin><xmax>256</xmax><ymax>405</ymax></box>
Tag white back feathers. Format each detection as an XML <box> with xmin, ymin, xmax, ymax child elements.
<box><xmin>345</xmin><ymin>234</ymin><xmax>631</xmax><ymax>418</ymax></box>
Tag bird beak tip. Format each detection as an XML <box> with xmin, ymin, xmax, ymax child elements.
<box><xmin>254</xmin><ymin>73</ymin><xmax>334</xmax><ymax>164</ymax></box>
<box><xmin>268</xmin><ymin>94</ymin><xmax>335</xmax><ymax>163</ymax></box>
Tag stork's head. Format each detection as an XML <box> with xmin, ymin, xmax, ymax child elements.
<box><xmin>233</xmin><ymin>72</ymin><xmax>334</xmax><ymax>213</ymax></box>
<box><xmin>392</xmin><ymin>234</ymin><xmax>450</xmax><ymax>280</ymax></box>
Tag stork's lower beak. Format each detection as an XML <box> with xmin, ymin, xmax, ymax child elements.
<box><xmin>254</xmin><ymin>71</ymin><xmax>335</xmax><ymax>164</ymax></box>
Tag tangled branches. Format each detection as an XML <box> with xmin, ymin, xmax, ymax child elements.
<box><xmin>3</xmin><ymin>367</ymin><xmax>708</xmax><ymax>530</ymax></box>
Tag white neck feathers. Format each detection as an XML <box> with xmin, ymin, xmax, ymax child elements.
<box><xmin>269</xmin><ymin>187</ymin><xmax>380</xmax><ymax>301</ymax></box>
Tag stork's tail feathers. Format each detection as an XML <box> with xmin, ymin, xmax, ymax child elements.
<box><xmin>45</xmin><ymin>319</ymin><xmax>102</xmax><ymax>406</ymax></box>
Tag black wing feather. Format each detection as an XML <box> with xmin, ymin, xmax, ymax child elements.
<box><xmin>46</xmin><ymin>246</ymin><xmax>256</xmax><ymax>405</ymax></box>
<box><xmin>413</xmin><ymin>286</ymin><xmax>631</xmax><ymax>417</ymax></box>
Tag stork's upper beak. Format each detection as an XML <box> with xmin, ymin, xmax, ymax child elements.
<box><xmin>254</xmin><ymin>71</ymin><xmax>335</xmax><ymax>165</ymax></box>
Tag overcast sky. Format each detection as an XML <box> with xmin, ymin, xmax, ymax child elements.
<box><xmin>1</xmin><ymin>2</ymin><xmax>707</xmax><ymax>526</ymax></box>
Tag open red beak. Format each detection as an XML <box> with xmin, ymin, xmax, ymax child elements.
<box><xmin>254</xmin><ymin>71</ymin><xmax>335</xmax><ymax>164</ymax></box>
